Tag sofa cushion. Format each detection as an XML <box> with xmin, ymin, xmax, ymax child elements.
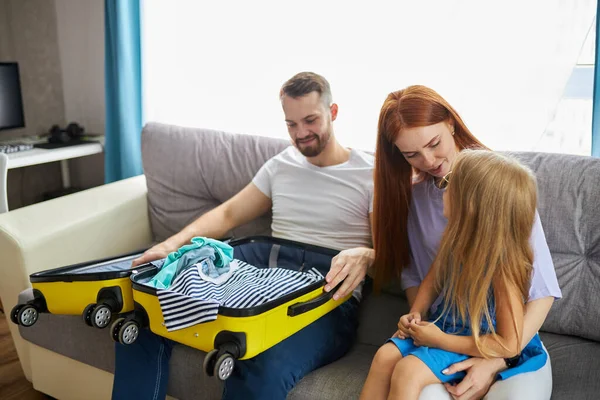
<box><xmin>142</xmin><ymin>127</ymin><xmax>600</xmax><ymax>343</ymax></box>
<box><xmin>288</xmin><ymin>343</ymin><xmax>377</xmax><ymax>400</ymax></box>
<box><xmin>539</xmin><ymin>331</ymin><xmax>600</xmax><ymax>400</ymax></box>
<box><xmin>355</xmin><ymin>289</ymin><xmax>410</xmax><ymax>347</ymax></box>
<box><xmin>167</xmin><ymin>344</ymin><xmax>223</xmax><ymax>399</ymax></box>
<box><xmin>141</xmin><ymin>122</ymin><xmax>289</xmax><ymax>243</ymax></box>
<box><xmin>504</xmin><ymin>152</ymin><xmax>600</xmax><ymax>342</ymax></box>
<box><xmin>19</xmin><ymin>313</ymin><xmax>115</xmax><ymax>372</ymax></box>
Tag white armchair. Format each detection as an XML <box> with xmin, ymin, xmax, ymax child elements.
<box><xmin>0</xmin><ymin>175</ymin><xmax>153</xmax><ymax>399</ymax></box>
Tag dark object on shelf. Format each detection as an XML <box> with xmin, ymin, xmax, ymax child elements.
<box><xmin>35</xmin><ymin>122</ymin><xmax>94</xmax><ymax>149</ymax></box>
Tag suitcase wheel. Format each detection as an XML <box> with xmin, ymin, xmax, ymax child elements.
<box><xmin>91</xmin><ymin>304</ymin><xmax>112</xmax><ymax>329</ymax></box>
<box><xmin>203</xmin><ymin>349</ymin><xmax>219</xmax><ymax>377</ymax></box>
<box><xmin>10</xmin><ymin>304</ymin><xmax>22</xmax><ymax>325</ymax></box>
<box><xmin>83</xmin><ymin>303</ymin><xmax>96</xmax><ymax>327</ymax></box>
<box><xmin>83</xmin><ymin>303</ymin><xmax>113</xmax><ymax>329</ymax></box>
<box><xmin>203</xmin><ymin>349</ymin><xmax>235</xmax><ymax>380</ymax></box>
<box><xmin>117</xmin><ymin>320</ymin><xmax>140</xmax><ymax>345</ymax></box>
<box><xmin>110</xmin><ymin>317</ymin><xmax>126</xmax><ymax>342</ymax></box>
<box><xmin>16</xmin><ymin>304</ymin><xmax>39</xmax><ymax>327</ymax></box>
<box><xmin>215</xmin><ymin>353</ymin><xmax>235</xmax><ymax>381</ymax></box>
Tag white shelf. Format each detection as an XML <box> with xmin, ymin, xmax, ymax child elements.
<box><xmin>0</xmin><ymin>138</ymin><xmax>105</xmax><ymax>214</ymax></box>
<box><xmin>6</xmin><ymin>141</ymin><xmax>104</xmax><ymax>169</ymax></box>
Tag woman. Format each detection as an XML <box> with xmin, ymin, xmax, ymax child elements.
<box><xmin>367</xmin><ymin>86</ymin><xmax>562</xmax><ymax>399</ymax></box>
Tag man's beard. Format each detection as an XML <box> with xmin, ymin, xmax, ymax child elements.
<box><xmin>295</xmin><ymin>130</ymin><xmax>331</xmax><ymax>157</ymax></box>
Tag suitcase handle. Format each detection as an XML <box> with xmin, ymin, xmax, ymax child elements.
<box><xmin>287</xmin><ymin>281</ymin><xmax>342</xmax><ymax>317</ymax></box>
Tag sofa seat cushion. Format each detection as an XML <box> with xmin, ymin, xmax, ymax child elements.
<box><xmin>356</xmin><ymin>290</ymin><xmax>410</xmax><ymax>347</ymax></box>
<box><xmin>289</xmin><ymin>343</ymin><xmax>377</xmax><ymax>399</ymax></box>
<box><xmin>19</xmin><ymin>314</ymin><xmax>600</xmax><ymax>400</ymax></box>
<box><xmin>539</xmin><ymin>331</ymin><xmax>600</xmax><ymax>400</ymax></box>
<box><xmin>19</xmin><ymin>314</ymin><xmax>115</xmax><ymax>372</ymax></box>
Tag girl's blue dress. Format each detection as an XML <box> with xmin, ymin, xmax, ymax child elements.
<box><xmin>388</xmin><ymin>301</ymin><xmax>547</xmax><ymax>383</ymax></box>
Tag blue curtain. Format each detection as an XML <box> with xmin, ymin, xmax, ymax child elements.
<box><xmin>104</xmin><ymin>0</ymin><xmax>143</xmax><ymax>183</ymax></box>
<box><xmin>593</xmin><ymin>2</ymin><xmax>600</xmax><ymax>157</ymax></box>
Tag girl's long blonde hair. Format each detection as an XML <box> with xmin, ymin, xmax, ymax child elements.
<box><xmin>435</xmin><ymin>150</ymin><xmax>537</xmax><ymax>358</ymax></box>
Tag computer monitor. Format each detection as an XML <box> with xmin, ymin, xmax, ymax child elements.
<box><xmin>0</xmin><ymin>62</ymin><xmax>26</xmax><ymax>131</ymax></box>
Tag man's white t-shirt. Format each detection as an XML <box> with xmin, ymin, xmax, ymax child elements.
<box><xmin>252</xmin><ymin>146</ymin><xmax>374</xmax><ymax>252</ymax></box>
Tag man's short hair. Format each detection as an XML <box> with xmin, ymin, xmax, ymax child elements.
<box><xmin>280</xmin><ymin>72</ymin><xmax>332</xmax><ymax>107</ymax></box>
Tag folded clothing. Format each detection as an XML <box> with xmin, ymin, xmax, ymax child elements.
<box><xmin>157</xmin><ymin>259</ymin><xmax>324</xmax><ymax>331</ymax></box>
<box><xmin>148</xmin><ymin>237</ymin><xmax>233</xmax><ymax>290</ymax></box>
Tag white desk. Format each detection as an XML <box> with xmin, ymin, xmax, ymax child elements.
<box><xmin>0</xmin><ymin>140</ymin><xmax>104</xmax><ymax>213</ymax></box>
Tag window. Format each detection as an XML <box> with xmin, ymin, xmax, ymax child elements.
<box><xmin>141</xmin><ymin>1</ymin><xmax>596</xmax><ymax>154</ymax></box>
<box><xmin>536</xmin><ymin>20</ymin><xmax>595</xmax><ymax>156</ymax></box>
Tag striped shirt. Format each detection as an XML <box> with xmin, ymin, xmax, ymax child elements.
<box><xmin>157</xmin><ymin>259</ymin><xmax>324</xmax><ymax>331</ymax></box>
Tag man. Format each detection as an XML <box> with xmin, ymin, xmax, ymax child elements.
<box><xmin>112</xmin><ymin>72</ymin><xmax>376</xmax><ymax>400</ymax></box>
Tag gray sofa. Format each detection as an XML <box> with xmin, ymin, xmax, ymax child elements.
<box><xmin>3</xmin><ymin>122</ymin><xmax>600</xmax><ymax>399</ymax></box>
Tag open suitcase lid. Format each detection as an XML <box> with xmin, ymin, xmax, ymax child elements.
<box><xmin>29</xmin><ymin>249</ymin><xmax>151</xmax><ymax>283</ymax></box>
<box><xmin>226</xmin><ymin>235</ymin><xmax>339</xmax><ymax>256</ymax></box>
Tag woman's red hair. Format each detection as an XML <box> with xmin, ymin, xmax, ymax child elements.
<box><xmin>372</xmin><ymin>85</ymin><xmax>488</xmax><ymax>293</ymax></box>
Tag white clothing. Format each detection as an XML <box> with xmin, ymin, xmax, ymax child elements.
<box><xmin>252</xmin><ymin>146</ymin><xmax>374</xmax><ymax>252</ymax></box>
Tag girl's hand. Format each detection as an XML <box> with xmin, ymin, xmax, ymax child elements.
<box><xmin>394</xmin><ymin>312</ymin><xmax>422</xmax><ymax>339</ymax></box>
<box><xmin>408</xmin><ymin>320</ymin><xmax>444</xmax><ymax>347</ymax></box>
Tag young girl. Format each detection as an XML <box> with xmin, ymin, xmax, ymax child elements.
<box><xmin>361</xmin><ymin>150</ymin><xmax>541</xmax><ymax>400</ymax></box>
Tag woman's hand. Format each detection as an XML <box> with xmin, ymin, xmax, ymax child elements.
<box><xmin>407</xmin><ymin>320</ymin><xmax>444</xmax><ymax>347</ymax></box>
<box><xmin>392</xmin><ymin>312</ymin><xmax>422</xmax><ymax>339</ymax></box>
<box><xmin>442</xmin><ymin>357</ymin><xmax>506</xmax><ymax>400</ymax></box>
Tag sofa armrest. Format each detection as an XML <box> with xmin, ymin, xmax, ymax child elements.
<box><xmin>0</xmin><ymin>174</ymin><xmax>152</xmax><ymax>379</ymax></box>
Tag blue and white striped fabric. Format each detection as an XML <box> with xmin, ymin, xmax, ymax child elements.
<box><xmin>157</xmin><ymin>259</ymin><xmax>324</xmax><ymax>331</ymax></box>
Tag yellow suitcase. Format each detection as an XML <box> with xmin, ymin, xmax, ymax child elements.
<box><xmin>11</xmin><ymin>251</ymin><xmax>146</xmax><ymax>329</ymax></box>
<box><xmin>111</xmin><ymin>236</ymin><xmax>351</xmax><ymax>381</ymax></box>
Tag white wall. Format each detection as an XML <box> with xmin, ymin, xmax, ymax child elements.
<box><xmin>54</xmin><ymin>0</ymin><xmax>105</xmax><ymax>188</ymax></box>
<box><xmin>54</xmin><ymin>0</ymin><xmax>105</xmax><ymax>135</ymax></box>
<box><xmin>0</xmin><ymin>0</ymin><xmax>65</xmax><ymax>209</ymax></box>
<box><xmin>0</xmin><ymin>0</ymin><xmax>66</xmax><ymax>139</ymax></box>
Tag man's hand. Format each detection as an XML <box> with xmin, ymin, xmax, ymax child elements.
<box><xmin>408</xmin><ymin>320</ymin><xmax>444</xmax><ymax>347</ymax></box>
<box><xmin>324</xmin><ymin>247</ymin><xmax>374</xmax><ymax>300</ymax></box>
<box><xmin>131</xmin><ymin>241</ymin><xmax>177</xmax><ymax>268</ymax></box>
<box><xmin>442</xmin><ymin>357</ymin><xmax>506</xmax><ymax>400</ymax></box>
